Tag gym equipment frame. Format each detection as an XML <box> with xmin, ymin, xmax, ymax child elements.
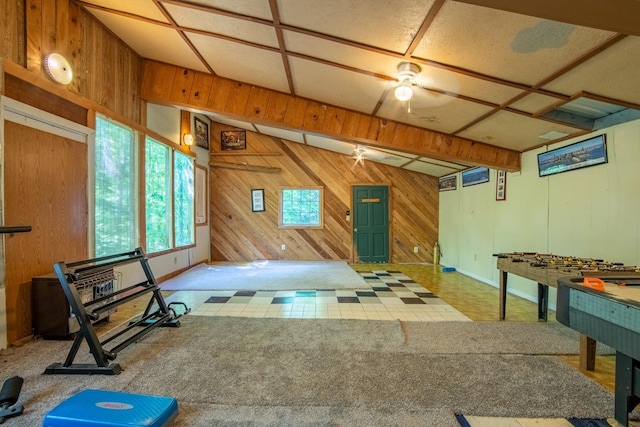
<box><xmin>44</xmin><ymin>247</ymin><xmax>189</xmax><ymax>375</ymax></box>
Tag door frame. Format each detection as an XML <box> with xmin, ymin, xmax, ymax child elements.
<box><xmin>350</xmin><ymin>183</ymin><xmax>392</xmax><ymax>263</ymax></box>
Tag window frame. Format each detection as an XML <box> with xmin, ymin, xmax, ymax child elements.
<box><xmin>93</xmin><ymin>113</ymin><xmax>196</xmax><ymax>258</ymax></box>
<box><xmin>93</xmin><ymin>115</ymin><xmax>139</xmax><ymax>258</ymax></box>
<box><xmin>279</xmin><ymin>186</ymin><xmax>324</xmax><ymax>229</ymax></box>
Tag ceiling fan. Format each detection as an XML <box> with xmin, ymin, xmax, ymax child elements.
<box><xmin>393</xmin><ymin>61</ymin><xmax>422</xmax><ymax>112</ymax></box>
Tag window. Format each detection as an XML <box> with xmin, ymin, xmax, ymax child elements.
<box><xmin>174</xmin><ymin>151</ymin><xmax>194</xmax><ymax>247</ymax></box>
<box><xmin>280</xmin><ymin>187</ymin><xmax>323</xmax><ymax>228</ymax></box>
<box><xmin>94</xmin><ymin>116</ymin><xmax>138</xmax><ymax>257</ymax></box>
<box><xmin>94</xmin><ymin>115</ymin><xmax>195</xmax><ymax>257</ymax></box>
<box><xmin>145</xmin><ymin>138</ymin><xmax>172</xmax><ymax>252</ymax></box>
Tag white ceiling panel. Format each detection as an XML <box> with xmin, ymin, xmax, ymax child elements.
<box><xmin>210</xmin><ymin>115</ymin><xmax>256</xmax><ymax>132</ymax></box>
<box><xmin>420</xmin><ymin>66</ymin><xmax>524</xmax><ymax>105</ymax></box>
<box><xmin>417</xmin><ymin>157</ymin><xmax>468</xmax><ymax>169</ymax></box>
<box><xmin>414</xmin><ymin>2</ymin><xmax>616</xmax><ymax>85</ymax></box>
<box><xmin>458</xmin><ymin>111</ymin><xmax>583</xmax><ymax>151</ymax></box>
<box><xmin>541</xmin><ymin>36</ymin><xmax>640</xmax><ymax>104</ymax></box>
<box><xmin>305</xmin><ymin>135</ymin><xmax>356</xmax><ymax>155</ymax></box>
<box><xmin>86</xmin><ymin>9</ymin><xmax>208</xmax><ymax>72</ymax></box>
<box><xmin>165</xmin><ymin>4</ymin><xmax>279</xmax><ymax>48</ymax></box>
<box><xmin>508</xmin><ymin>93</ymin><xmax>564</xmax><ymax>114</ymax></box>
<box><xmin>403</xmin><ymin>161</ymin><xmax>461</xmax><ymax>177</ymax></box>
<box><xmin>361</xmin><ymin>149</ymin><xmax>412</xmax><ymax>168</ymax></box>
<box><xmin>254</xmin><ymin>125</ymin><xmax>305</xmax><ymax>143</ymax></box>
<box><xmin>187</xmin><ymin>33</ymin><xmax>290</xmax><ymax>93</ymax></box>
<box><xmin>282</xmin><ymin>30</ymin><xmax>398</xmax><ymax>77</ymax></box>
<box><xmin>289</xmin><ymin>57</ymin><xmax>388</xmax><ymax>114</ymax></box>
<box><xmin>278</xmin><ymin>0</ymin><xmax>436</xmax><ymax>53</ymax></box>
<box><xmin>185</xmin><ymin>0</ymin><xmax>274</xmax><ymax>20</ymax></box>
<box><xmin>378</xmin><ymin>91</ymin><xmax>495</xmax><ymax>134</ymax></box>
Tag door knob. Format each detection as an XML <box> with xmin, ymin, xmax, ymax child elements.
<box><xmin>354</xmin><ymin>228</ymin><xmax>358</xmax><ymax>232</ymax></box>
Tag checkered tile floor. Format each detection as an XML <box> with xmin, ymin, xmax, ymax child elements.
<box><xmin>185</xmin><ymin>270</ymin><xmax>470</xmax><ymax>321</ymax></box>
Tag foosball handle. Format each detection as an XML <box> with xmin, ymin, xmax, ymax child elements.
<box><xmin>583</xmin><ymin>277</ymin><xmax>605</xmax><ymax>291</ymax></box>
<box><xmin>0</xmin><ymin>376</ymin><xmax>24</xmax><ymax>423</ymax></box>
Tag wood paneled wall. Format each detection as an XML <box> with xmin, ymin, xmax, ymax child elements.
<box><xmin>1</xmin><ymin>0</ymin><xmax>142</xmax><ymax>123</ymax></box>
<box><xmin>209</xmin><ymin>123</ymin><xmax>439</xmax><ymax>263</ymax></box>
<box><xmin>4</xmin><ymin>122</ymin><xmax>88</xmax><ymax>344</ymax></box>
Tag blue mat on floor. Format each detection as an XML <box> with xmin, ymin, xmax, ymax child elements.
<box><xmin>455</xmin><ymin>414</ymin><xmax>611</xmax><ymax>426</ymax></box>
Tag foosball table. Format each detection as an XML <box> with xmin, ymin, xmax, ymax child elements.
<box><xmin>494</xmin><ymin>252</ymin><xmax>640</xmax><ymax>370</ymax></box>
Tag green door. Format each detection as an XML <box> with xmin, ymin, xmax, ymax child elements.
<box><xmin>353</xmin><ymin>185</ymin><xmax>389</xmax><ymax>263</ymax></box>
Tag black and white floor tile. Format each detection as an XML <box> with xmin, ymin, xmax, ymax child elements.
<box><xmin>182</xmin><ymin>270</ymin><xmax>470</xmax><ymax>321</ymax></box>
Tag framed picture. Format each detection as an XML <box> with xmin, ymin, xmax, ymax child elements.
<box><xmin>537</xmin><ymin>134</ymin><xmax>607</xmax><ymax>177</ymax></box>
<box><xmin>496</xmin><ymin>170</ymin><xmax>507</xmax><ymax>201</ymax></box>
<box><xmin>221</xmin><ymin>130</ymin><xmax>246</xmax><ymax>151</ymax></box>
<box><xmin>195</xmin><ymin>164</ymin><xmax>208</xmax><ymax>225</ymax></box>
<box><xmin>438</xmin><ymin>175</ymin><xmax>457</xmax><ymax>192</ymax></box>
<box><xmin>461</xmin><ymin>167</ymin><xmax>489</xmax><ymax>187</ymax></box>
<box><xmin>194</xmin><ymin>117</ymin><xmax>209</xmax><ymax>149</ymax></box>
<box><xmin>251</xmin><ymin>189</ymin><xmax>265</xmax><ymax>212</ymax></box>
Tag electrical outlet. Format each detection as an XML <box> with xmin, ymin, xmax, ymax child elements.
<box><xmin>413</xmin><ymin>246</ymin><xmax>419</xmax><ymax>253</ymax></box>
<box><xmin>173</xmin><ymin>256</ymin><xmax>178</xmax><ymax>265</ymax></box>
<box><xmin>281</xmin><ymin>244</ymin><xmax>286</xmax><ymax>250</ymax></box>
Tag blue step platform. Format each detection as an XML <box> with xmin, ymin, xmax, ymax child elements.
<box><xmin>43</xmin><ymin>389</ymin><xmax>178</xmax><ymax>427</ymax></box>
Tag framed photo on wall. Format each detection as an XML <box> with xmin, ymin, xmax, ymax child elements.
<box><xmin>221</xmin><ymin>130</ymin><xmax>246</xmax><ymax>151</ymax></box>
<box><xmin>537</xmin><ymin>134</ymin><xmax>607</xmax><ymax>177</ymax></box>
<box><xmin>461</xmin><ymin>167</ymin><xmax>489</xmax><ymax>187</ymax></box>
<box><xmin>194</xmin><ymin>117</ymin><xmax>209</xmax><ymax>149</ymax></box>
<box><xmin>496</xmin><ymin>170</ymin><xmax>507</xmax><ymax>201</ymax></box>
<box><xmin>251</xmin><ymin>189</ymin><xmax>265</xmax><ymax>212</ymax></box>
<box><xmin>438</xmin><ymin>175</ymin><xmax>457</xmax><ymax>192</ymax></box>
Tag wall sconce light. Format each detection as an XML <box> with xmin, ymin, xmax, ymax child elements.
<box><xmin>44</xmin><ymin>53</ymin><xmax>73</xmax><ymax>85</ymax></box>
<box><xmin>183</xmin><ymin>133</ymin><xmax>194</xmax><ymax>146</ymax></box>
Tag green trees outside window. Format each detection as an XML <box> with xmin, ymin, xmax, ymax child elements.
<box><xmin>280</xmin><ymin>188</ymin><xmax>323</xmax><ymax>227</ymax></box>
<box><xmin>174</xmin><ymin>151</ymin><xmax>194</xmax><ymax>247</ymax></box>
<box><xmin>145</xmin><ymin>138</ymin><xmax>171</xmax><ymax>252</ymax></box>
<box><xmin>94</xmin><ymin>115</ymin><xmax>195</xmax><ymax>257</ymax></box>
<box><xmin>94</xmin><ymin>116</ymin><xmax>137</xmax><ymax>257</ymax></box>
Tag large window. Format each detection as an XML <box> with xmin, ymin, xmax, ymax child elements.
<box><xmin>94</xmin><ymin>115</ymin><xmax>195</xmax><ymax>257</ymax></box>
<box><xmin>145</xmin><ymin>138</ymin><xmax>171</xmax><ymax>252</ymax></box>
<box><xmin>174</xmin><ymin>151</ymin><xmax>194</xmax><ymax>247</ymax></box>
<box><xmin>280</xmin><ymin>187</ymin><xmax>323</xmax><ymax>228</ymax></box>
<box><xmin>94</xmin><ymin>116</ymin><xmax>137</xmax><ymax>257</ymax></box>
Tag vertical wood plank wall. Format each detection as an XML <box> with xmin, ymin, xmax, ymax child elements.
<box><xmin>1</xmin><ymin>0</ymin><xmax>142</xmax><ymax>343</ymax></box>
<box><xmin>0</xmin><ymin>0</ymin><xmax>142</xmax><ymax>124</ymax></box>
<box><xmin>4</xmin><ymin>122</ymin><xmax>88</xmax><ymax>344</ymax></box>
<box><xmin>209</xmin><ymin>123</ymin><xmax>439</xmax><ymax>263</ymax></box>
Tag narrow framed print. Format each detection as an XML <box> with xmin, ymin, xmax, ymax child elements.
<box><xmin>194</xmin><ymin>117</ymin><xmax>209</xmax><ymax>149</ymax></box>
<box><xmin>251</xmin><ymin>189</ymin><xmax>265</xmax><ymax>212</ymax></box>
<box><xmin>496</xmin><ymin>170</ymin><xmax>507</xmax><ymax>201</ymax></box>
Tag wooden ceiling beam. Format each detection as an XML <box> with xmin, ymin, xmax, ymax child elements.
<box><xmin>140</xmin><ymin>60</ymin><xmax>521</xmax><ymax>172</ymax></box>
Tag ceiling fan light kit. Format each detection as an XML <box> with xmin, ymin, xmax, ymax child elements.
<box><xmin>394</xmin><ymin>61</ymin><xmax>421</xmax><ymax>101</ymax></box>
<box><xmin>395</xmin><ymin>82</ymin><xmax>414</xmax><ymax>101</ymax></box>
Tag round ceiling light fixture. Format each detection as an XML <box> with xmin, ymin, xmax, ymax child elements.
<box><xmin>394</xmin><ymin>82</ymin><xmax>414</xmax><ymax>101</ymax></box>
<box><xmin>394</xmin><ymin>61</ymin><xmax>421</xmax><ymax>101</ymax></box>
<box><xmin>44</xmin><ymin>53</ymin><xmax>73</xmax><ymax>85</ymax></box>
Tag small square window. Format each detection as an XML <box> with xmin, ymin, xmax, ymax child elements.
<box><xmin>279</xmin><ymin>188</ymin><xmax>323</xmax><ymax>228</ymax></box>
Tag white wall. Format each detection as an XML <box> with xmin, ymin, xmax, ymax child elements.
<box><xmin>439</xmin><ymin>118</ymin><xmax>640</xmax><ymax>308</ymax></box>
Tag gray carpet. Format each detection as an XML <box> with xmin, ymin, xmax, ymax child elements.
<box><xmin>0</xmin><ymin>316</ymin><xmax>618</xmax><ymax>426</ymax></box>
<box><xmin>160</xmin><ymin>261</ymin><xmax>369</xmax><ymax>291</ymax></box>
